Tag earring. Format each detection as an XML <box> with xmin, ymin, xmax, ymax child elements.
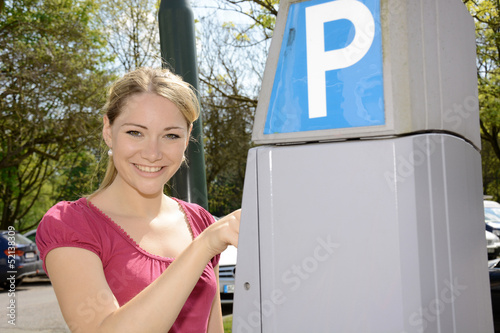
<box><xmin>108</xmin><ymin>149</ymin><xmax>113</xmax><ymax>157</ymax></box>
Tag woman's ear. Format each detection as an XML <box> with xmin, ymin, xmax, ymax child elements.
<box><xmin>103</xmin><ymin>115</ymin><xmax>112</xmax><ymax>148</ymax></box>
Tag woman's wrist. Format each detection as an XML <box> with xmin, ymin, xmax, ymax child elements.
<box><xmin>192</xmin><ymin>232</ymin><xmax>218</xmax><ymax>263</ymax></box>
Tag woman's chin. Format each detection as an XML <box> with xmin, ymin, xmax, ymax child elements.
<box><xmin>135</xmin><ymin>187</ymin><xmax>165</xmax><ymax>199</ymax></box>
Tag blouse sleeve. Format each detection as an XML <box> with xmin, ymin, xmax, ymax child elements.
<box><xmin>36</xmin><ymin>200</ymin><xmax>102</xmax><ymax>275</ymax></box>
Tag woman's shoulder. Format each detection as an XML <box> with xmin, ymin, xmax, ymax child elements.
<box><xmin>173</xmin><ymin>197</ymin><xmax>210</xmax><ymax>216</ymax></box>
<box><xmin>39</xmin><ymin>197</ymin><xmax>108</xmax><ymax>239</ymax></box>
<box><xmin>172</xmin><ymin>197</ymin><xmax>214</xmax><ymax>229</ymax></box>
<box><xmin>37</xmin><ymin>197</ymin><xmax>107</xmax><ymax>273</ymax></box>
<box><xmin>41</xmin><ymin>198</ymin><xmax>100</xmax><ymax>228</ymax></box>
<box><xmin>44</xmin><ymin>197</ymin><xmax>90</xmax><ymax>218</ymax></box>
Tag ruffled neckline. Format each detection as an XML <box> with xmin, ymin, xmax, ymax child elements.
<box><xmin>81</xmin><ymin>197</ymin><xmax>195</xmax><ymax>262</ymax></box>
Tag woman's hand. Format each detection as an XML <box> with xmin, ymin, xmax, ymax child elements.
<box><xmin>200</xmin><ymin>209</ymin><xmax>241</xmax><ymax>258</ymax></box>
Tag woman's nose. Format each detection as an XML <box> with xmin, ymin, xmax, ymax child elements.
<box><xmin>141</xmin><ymin>140</ymin><xmax>162</xmax><ymax>162</ymax></box>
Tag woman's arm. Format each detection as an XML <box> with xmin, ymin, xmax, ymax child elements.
<box><xmin>46</xmin><ymin>210</ymin><xmax>240</xmax><ymax>333</ymax></box>
<box><xmin>207</xmin><ymin>265</ymin><xmax>224</xmax><ymax>333</ymax></box>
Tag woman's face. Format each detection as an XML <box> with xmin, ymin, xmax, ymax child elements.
<box><xmin>103</xmin><ymin>92</ymin><xmax>191</xmax><ymax>198</ymax></box>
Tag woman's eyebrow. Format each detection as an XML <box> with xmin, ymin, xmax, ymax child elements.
<box><xmin>164</xmin><ymin>126</ymin><xmax>186</xmax><ymax>131</ymax></box>
<box><xmin>122</xmin><ymin>123</ymin><xmax>147</xmax><ymax>129</ymax></box>
<box><xmin>121</xmin><ymin>123</ymin><xmax>185</xmax><ymax>131</ymax></box>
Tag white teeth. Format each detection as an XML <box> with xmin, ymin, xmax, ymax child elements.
<box><xmin>135</xmin><ymin>165</ymin><xmax>162</xmax><ymax>173</ymax></box>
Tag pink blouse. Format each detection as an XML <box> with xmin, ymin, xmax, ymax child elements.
<box><xmin>37</xmin><ymin>197</ymin><xmax>220</xmax><ymax>333</ymax></box>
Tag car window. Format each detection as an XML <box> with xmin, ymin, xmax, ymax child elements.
<box><xmin>25</xmin><ymin>233</ymin><xmax>36</xmax><ymax>242</ymax></box>
<box><xmin>485</xmin><ymin>207</ymin><xmax>500</xmax><ymax>223</ymax></box>
<box><xmin>1</xmin><ymin>232</ymin><xmax>34</xmax><ymax>245</ymax></box>
<box><xmin>491</xmin><ymin>260</ymin><xmax>500</xmax><ymax>269</ymax></box>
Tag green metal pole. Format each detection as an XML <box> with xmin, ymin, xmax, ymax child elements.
<box><xmin>158</xmin><ymin>0</ymin><xmax>209</xmax><ymax>210</ymax></box>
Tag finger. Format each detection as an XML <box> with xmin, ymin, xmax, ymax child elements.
<box><xmin>232</xmin><ymin>209</ymin><xmax>241</xmax><ymax>218</ymax></box>
<box><xmin>230</xmin><ymin>210</ymin><xmax>240</xmax><ymax>247</ymax></box>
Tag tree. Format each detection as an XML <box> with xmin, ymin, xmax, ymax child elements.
<box><xmin>193</xmin><ymin>1</ymin><xmax>278</xmax><ymax>215</ymax></box>
<box><xmin>0</xmin><ymin>0</ymin><xmax>114</xmax><ymax>230</ymax></box>
<box><xmin>196</xmin><ymin>0</ymin><xmax>277</xmax><ymax>41</ymax></box>
<box><xmin>198</xmin><ymin>18</ymin><xmax>256</xmax><ymax>214</ymax></box>
<box><xmin>96</xmin><ymin>0</ymin><xmax>162</xmax><ymax>72</ymax></box>
<box><xmin>483</xmin><ymin>139</ymin><xmax>500</xmax><ymax>200</ymax></box>
<box><xmin>464</xmin><ymin>0</ymin><xmax>500</xmax><ymax>197</ymax></box>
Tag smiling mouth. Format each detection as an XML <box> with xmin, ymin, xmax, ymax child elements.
<box><xmin>134</xmin><ymin>164</ymin><xmax>163</xmax><ymax>173</ymax></box>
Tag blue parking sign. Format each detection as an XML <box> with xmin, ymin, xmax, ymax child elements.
<box><xmin>264</xmin><ymin>0</ymin><xmax>385</xmax><ymax>135</ymax></box>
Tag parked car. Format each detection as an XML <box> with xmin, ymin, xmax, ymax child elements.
<box><xmin>219</xmin><ymin>245</ymin><xmax>237</xmax><ymax>305</ymax></box>
<box><xmin>23</xmin><ymin>228</ymin><xmax>46</xmax><ymax>277</ymax></box>
<box><xmin>0</xmin><ymin>230</ymin><xmax>42</xmax><ymax>289</ymax></box>
<box><xmin>489</xmin><ymin>259</ymin><xmax>500</xmax><ymax>332</ymax></box>
<box><xmin>487</xmin><ymin>231</ymin><xmax>500</xmax><ymax>260</ymax></box>
<box><xmin>23</xmin><ymin>229</ymin><xmax>36</xmax><ymax>243</ymax></box>
<box><xmin>485</xmin><ymin>200</ymin><xmax>500</xmax><ymax>237</ymax></box>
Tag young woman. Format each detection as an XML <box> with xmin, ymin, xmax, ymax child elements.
<box><xmin>36</xmin><ymin>67</ymin><xmax>240</xmax><ymax>332</ymax></box>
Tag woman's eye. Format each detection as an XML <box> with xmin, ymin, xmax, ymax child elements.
<box><xmin>166</xmin><ymin>134</ymin><xmax>180</xmax><ymax>140</ymax></box>
<box><xmin>126</xmin><ymin>130</ymin><xmax>142</xmax><ymax>137</ymax></box>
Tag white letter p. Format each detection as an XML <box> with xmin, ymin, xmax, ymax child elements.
<box><xmin>305</xmin><ymin>0</ymin><xmax>375</xmax><ymax>118</ymax></box>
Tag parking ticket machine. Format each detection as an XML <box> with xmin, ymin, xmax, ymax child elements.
<box><xmin>233</xmin><ymin>0</ymin><xmax>494</xmax><ymax>332</ymax></box>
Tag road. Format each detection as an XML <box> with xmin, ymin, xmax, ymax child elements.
<box><xmin>0</xmin><ymin>277</ymin><xmax>69</xmax><ymax>333</ymax></box>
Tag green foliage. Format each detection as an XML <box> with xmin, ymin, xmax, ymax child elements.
<box><xmin>483</xmin><ymin>140</ymin><xmax>500</xmax><ymax>201</ymax></box>
<box><xmin>223</xmin><ymin>315</ymin><xmax>232</xmax><ymax>333</ymax></box>
<box><xmin>218</xmin><ymin>0</ymin><xmax>278</xmax><ymax>40</ymax></box>
<box><xmin>203</xmin><ymin>88</ymin><xmax>254</xmax><ymax>216</ymax></box>
<box><xmin>53</xmin><ymin>150</ymin><xmax>104</xmax><ymax>202</ymax></box>
<box><xmin>0</xmin><ymin>0</ymin><xmax>114</xmax><ymax>229</ymax></box>
<box><xmin>465</xmin><ymin>0</ymin><xmax>500</xmax><ymax>196</ymax></box>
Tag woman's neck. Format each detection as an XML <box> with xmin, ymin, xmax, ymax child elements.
<box><xmin>92</xmin><ymin>178</ymin><xmax>170</xmax><ymax>221</ymax></box>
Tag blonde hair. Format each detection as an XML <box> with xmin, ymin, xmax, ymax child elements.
<box><xmin>90</xmin><ymin>67</ymin><xmax>200</xmax><ymax>197</ymax></box>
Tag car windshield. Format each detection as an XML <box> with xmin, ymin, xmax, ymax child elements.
<box><xmin>485</xmin><ymin>207</ymin><xmax>500</xmax><ymax>223</ymax></box>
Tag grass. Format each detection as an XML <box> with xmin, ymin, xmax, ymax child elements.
<box><xmin>223</xmin><ymin>315</ymin><xmax>232</xmax><ymax>333</ymax></box>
